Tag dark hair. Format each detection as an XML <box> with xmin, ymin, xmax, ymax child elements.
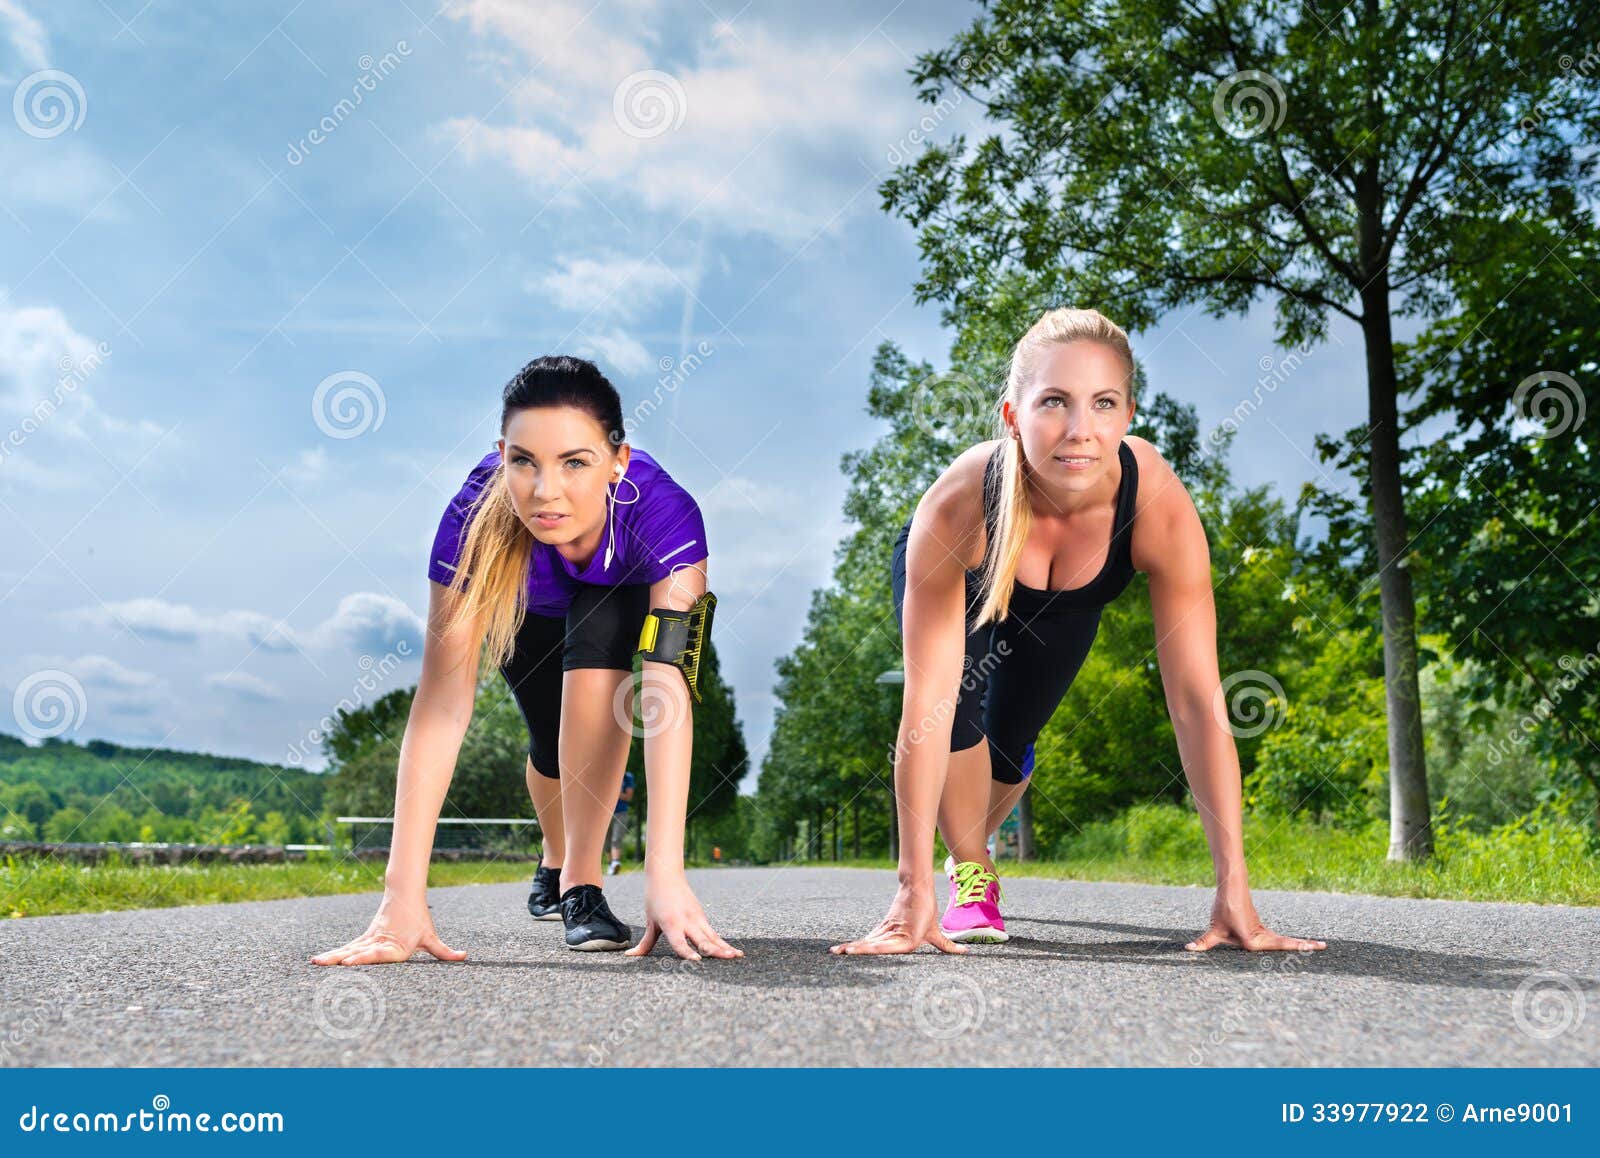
<box><xmin>501</xmin><ymin>355</ymin><xmax>626</xmax><ymax>446</ymax></box>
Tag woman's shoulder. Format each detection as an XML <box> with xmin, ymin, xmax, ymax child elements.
<box><xmin>1122</xmin><ymin>434</ymin><xmax>1202</xmax><ymax>573</ymax></box>
<box><xmin>910</xmin><ymin>439</ymin><xmax>1001</xmax><ymax>566</ymax></box>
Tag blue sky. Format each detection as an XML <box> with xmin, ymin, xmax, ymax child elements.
<box><xmin>0</xmin><ymin>0</ymin><xmax>1382</xmax><ymax>779</ymax></box>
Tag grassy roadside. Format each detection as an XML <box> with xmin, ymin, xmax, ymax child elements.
<box><xmin>783</xmin><ymin>802</ymin><xmax>1600</xmax><ymax>907</ymax></box>
<box><xmin>6</xmin><ymin>802</ymin><xmax>1597</xmax><ymax>917</ymax></box>
<box><xmin>1</xmin><ymin>856</ymin><xmax>538</xmax><ymax>919</ymax></box>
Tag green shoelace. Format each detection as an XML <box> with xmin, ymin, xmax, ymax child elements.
<box><xmin>951</xmin><ymin>860</ymin><xmax>1002</xmax><ymax>906</ymax></box>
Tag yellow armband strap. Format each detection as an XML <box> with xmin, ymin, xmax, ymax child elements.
<box><xmin>636</xmin><ymin>591</ymin><xmax>716</xmax><ymax>703</ymax></box>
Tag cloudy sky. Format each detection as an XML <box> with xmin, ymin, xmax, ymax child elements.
<box><xmin>1</xmin><ymin>0</ymin><xmax>1383</xmax><ymax>779</ymax></box>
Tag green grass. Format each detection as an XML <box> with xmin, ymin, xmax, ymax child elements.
<box><xmin>1</xmin><ymin>854</ymin><xmax>538</xmax><ymax>919</ymax></box>
<box><xmin>807</xmin><ymin>800</ymin><xmax>1600</xmax><ymax>906</ymax></box>
<box><xmin>7</xmin><ymin>801</ymin><xmax>1597</xmax><ymax>917</ymax></box>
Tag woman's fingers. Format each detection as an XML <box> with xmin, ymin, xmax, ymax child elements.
<box><xmin>1246</xmin><ymin>927</ymin><xmax>1328</xmax><ymax>952</ymax></box>
<box><xmin>1184</xmin><ymin>927</ymin><xmax>1227</xmax><ymax>952</ymax></box>
<box><xmin>623</xmin><ymin>921</ymin><xmax>660</xmax><ymax>958</ymax></box>
<box><xmin>421</xmin><ymin>930</ymin><xmax>468</xmax><ymax>962</ymax></box>
<box><xmin>332</xmin><ymin>942</ymin><xmax>405</xmax><ymax>967</ymax></box>
<box><xmin>832</xmin><ymin>932</ymin><xmax>911</xmax><ymax>955</ymax></box>
<box><xmin>664</xmin><ymin>924</ymin><xmax>702</xmax><ymax>962</ymax></box>
<box><xmin>693</xmin><ymin>924</ymin><xmax>741</xmax><ymax>959</ymax></box>
<box><xmin>311</xmin><ymin>936</ymin><xmax>374</xmax><ymax>966</ymax></box>
<box><xmin>928</xmin><ymin>927</ymin><xmax>969</xmax><ymax>955</ymax></box>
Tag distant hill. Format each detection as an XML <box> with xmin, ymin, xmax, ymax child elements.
<box><xmin>0</xmin><ymin>731</ymin><xmax>327</xmax><ymax>845</ymax></box>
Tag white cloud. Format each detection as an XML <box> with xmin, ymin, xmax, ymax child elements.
<box><xmin>0</xmin><ymin>298</ymin><xmax>168</xmax><ymax>488</ymax></box>
<box><xmin>7</xmin><ymin>652</ymin><xmax>169</xmax><ymax>726</ymax></box>
<box><xmin>535</xmin><ymin>253</ymin><xmax>682</xmax><ymax>317</ymax></box>
<box><xmin>441</xmin><ymin>2</ymin><xmax>911</xmax><ymax>242</ymax></box>
<box><xmin>203</xmin><ymin>671</ymin><xmax>283</xmax><ymax>702</ymax></box>
<box><xmin>0</xmin><ymin>0</ymin><xmax>47</xmax><ymax>80</ymax></box>
<box><xmin>281</xmin><ymin>447</ymin><xmax>330</xmax><ymax>488</ymax></box>
<box><xmin>74</xmin><ymin>593</ymin><xmax>425</xmax><ymax>661</ymax></box>
<box><xmin>575</xmin><ymin>327</ymin><xmax>653</xmax><ymax>375</ymax></box>
<box><xmin>316</xmin><ymin>592</ymin><xmax>424</xmax><ymax>658</ymax></box>
<box><xmin>80</xmin><ymin>598</ymin><xmax>299</xmax><ymax>652</ymax></box>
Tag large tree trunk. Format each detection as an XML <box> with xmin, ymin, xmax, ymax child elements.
<box><xmin>1357</xmin><ymin>190</ymin><xmax>1433</xmax><ymax>860</ymax></box>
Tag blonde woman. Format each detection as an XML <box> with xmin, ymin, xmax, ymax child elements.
<box><xmin>313</xmin><ymin>356</ymin><xmax>740</xmax><ymax>963</ymax></box>
<box><xmin>833</xmin><ymin>309</ymin><xmax>1328</xmax><ymax>956</ymax></box>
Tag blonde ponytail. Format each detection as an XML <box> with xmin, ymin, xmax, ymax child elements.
<box><xmin>441</xmin><ymin>460</ymin><xmax>535</xmax><ymax>676</ymax></box>
<box><xmin>973</xmin><ymin>307</ymin><xmax>1135</xmax><ymax>626</ymax></box>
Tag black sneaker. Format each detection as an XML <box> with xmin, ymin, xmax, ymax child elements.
<box><xmin>560</xmin><ymin>884</ymin><xmax>631</xmax><ymax>951</ymax></box>
<box><xmin>527</xmin><ymin>860</ymin><xmax>562</xmax><ymax>921</ymax></box>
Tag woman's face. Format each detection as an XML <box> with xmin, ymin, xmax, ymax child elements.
<box><xmin>1004</xmin><ymin>339</ymin><xmax>1135</xmax><ymax>502</ymax></box>
<box><xmin>498</xmin><ymin>406</ymin><xmax>627</xmax><ymax>547</ymax></box>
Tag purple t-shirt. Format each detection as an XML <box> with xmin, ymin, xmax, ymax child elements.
<box><xmin>428</xmin><ymin>447</ymin><xmax>707</xmax><ymax>617</ymax></box>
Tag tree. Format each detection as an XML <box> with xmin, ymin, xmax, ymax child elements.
<box><xmin>879</xmin><ymin>0</ymin><xmax>1600</xmax><ymax>859</ymax></box>
<box><xmin>1310</xmin><ymin>210</ymin><xmax>1600</xmax><ymax>823</ymax></box>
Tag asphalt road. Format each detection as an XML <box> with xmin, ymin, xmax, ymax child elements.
<box><xmin>2</xmin><ymin>867</ymin><xmax>1596</xmax><ymax>1066</ymax></box>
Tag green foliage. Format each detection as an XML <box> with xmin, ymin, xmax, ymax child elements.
<box><xmin>0</xmin><ymin>733</ymin><xmax>328</xmax><ymax>846</ymax></box>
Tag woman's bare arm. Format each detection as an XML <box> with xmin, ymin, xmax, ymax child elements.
<box><xmin>624</xmin><ymin>557</ymin><xmax>742</xmax><ymax>960</ymax></box>
<box><xmin>311</xmin><ymin>580</ymin><xmax>481</xmax><ymax>965</ymax></box>
<box><xmin>1142</xmin><ymin>452</ymin><xmax>1326</xmax><ymax>952</ymax></box>
<box><xmin>831</xmin><ymin>447</ymin><xmax>992</xmax><ymax>955</ymax></box>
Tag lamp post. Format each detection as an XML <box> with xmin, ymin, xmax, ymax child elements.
<box><xmin>875</xmin><ymin>669</ymin><xmax>903</xmax><ymax>862</ymax></box>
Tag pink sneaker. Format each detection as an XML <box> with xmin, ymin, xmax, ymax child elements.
<box><xmin>940</xmin><ymin>854</ymin><xmax>1008</xmax><ymax>943</ymax></box>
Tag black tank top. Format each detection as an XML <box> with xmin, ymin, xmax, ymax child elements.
<box><xmin>980</xmin><ymin>439</ymin><xmax>1140</xmax><ymax>612</ymax></box>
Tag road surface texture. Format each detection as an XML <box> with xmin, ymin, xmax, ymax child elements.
<box><xmin>2</xmin><ymin>867</ymin><xmax>1595</xmax><ymax>1066</ymax></box>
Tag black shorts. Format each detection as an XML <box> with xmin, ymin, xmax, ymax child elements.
<box><xmin>890</xmin><ymin>518</ymin><xmax>1103</xmax><ymax>785</ymax></box>
<box><xmin>498</xmin><ymin>582</ymin><xmax>651</xmax><ymax>778</ymax></box>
